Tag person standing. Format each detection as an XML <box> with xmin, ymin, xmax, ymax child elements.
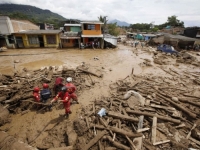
<box><xmin>65</xmin><ymin>77</ymin><xmax>79</xmax><ymax>104</ymax></box>
<box><xmin>51</xmin><ymin>86</ymin><xmax>71</xmax><ymax>118</ymax></box>
<box><xmin>40</xmin><ymin>83</ymin><xmax>51</xmax><ymax>103</ymax></box>
<box><xmin>54</xmin><ymin>77</ymin><xmax>64</xmax><ymax>96</ymax></box>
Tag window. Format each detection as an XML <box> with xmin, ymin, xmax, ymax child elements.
<box><xmin>28</xmin><ymin>35</ymin><xmax>39</xmax><ymax>45</ymax></box>
<box><xmin>46</xmin><ymin>35</ymin><xmax>56</xmax><ymax>44</ymax></box>
<box><xmin>88</xmin><ymin>24</ymin><xmax>95</xmax><ymax>30</ymax></box>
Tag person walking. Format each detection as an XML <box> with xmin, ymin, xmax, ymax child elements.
<box><xmin>51</xmin><ymin>86</ymin><xmax>71</xmax><ymax>118</ymax></box>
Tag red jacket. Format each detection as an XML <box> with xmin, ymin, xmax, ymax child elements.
<box><xmin>33</xmin><ymin>92</ymin><xmax>40</xmax><ymax>102</ymax></box>
<box><xmin>54</xmin><ymin>91</ymin><xmax>70</xmax><ymax>103</ymax></box>
<box><xmin>55</xmin><ymin>77</ymin><xmax>63</xmax><ymax>86</ymax></box>
<box><xmin>65</xmin><ymin>83</ymin><xmax>76</xmax><ymax>94</ymax></box>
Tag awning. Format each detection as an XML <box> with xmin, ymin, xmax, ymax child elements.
<box><xmin>81</xmin><ymin>34</ymin><xmax>103</xmax><ymax>38</ymax></box>
<box><xmin>60</xmin><ymin>37</ymin><xmax>80</xmax><ymax>39</ymax></box>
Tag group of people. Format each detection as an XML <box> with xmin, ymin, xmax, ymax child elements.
<box><xmin>80</xmin><ymin>41</ymin><xmax>100</xmax><ymax>49</ymax></box>
<box><xmin>32</xmin><ymin>77</ymin><xmax>78</xmax><ymax>118</ymax></box>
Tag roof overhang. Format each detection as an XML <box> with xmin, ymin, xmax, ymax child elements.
<box><xmin>80</xmin><ymin>22</ymin><xmax>103</xmax><ymax>24</ymax></box>
<box><xmin>81</xmin><ymin>34</ymin><xmax>103</xmax><ymax>37</ymax></box>
<box><xmin>64</xmin><ymin>24</ymin><xmax>81</xmax><ymax>26</ymax></box>
<box><xmin>60</xmin><ymin>37</ymin><xmax>80</xmax><ymax>39</ymax></box>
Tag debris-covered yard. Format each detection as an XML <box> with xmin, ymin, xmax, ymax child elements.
<box><xmin>0</xmin><ymin>41</ymin><xmax>200</xmax><ymax>150</ymax></box>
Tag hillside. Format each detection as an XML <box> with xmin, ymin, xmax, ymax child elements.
<box><xmin>0</xmin><ymin>3</ymin><xmax>66</xmax><ymax>28</ymax></box>
<box><xmin>108</xmin><ymin>19</ymin><xmax>130</xmax><ymax>27</ymax></box>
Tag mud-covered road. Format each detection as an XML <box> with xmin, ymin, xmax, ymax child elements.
<box><xmin>0</xmin><ymin>43</ymin><xmax>200</xmax><ymax>150</ymax></box>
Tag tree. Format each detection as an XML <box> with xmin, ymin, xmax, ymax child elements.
<box><xmin>98</xmin><ymin>15</ymin><xmax>108</xmax><ymax>34</ymax></box>
<box><xmin>167</xmin><ymin>15</ymin><xmax>184</xmax><ymax>27</ymax></box>
<box><xmin>107</xmin><ymin>23</ymin><xmax>120</xmax><ymax>36</ymax></box>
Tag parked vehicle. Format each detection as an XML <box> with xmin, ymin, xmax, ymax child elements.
<box><xmin>157</xmin><ymin>44</ymin><xmax>179</xmax><ymax>55</ymax></box>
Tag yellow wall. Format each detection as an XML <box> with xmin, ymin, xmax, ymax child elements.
<box><xmin>14</xmin><ymin>33</ymin><xmax>60</xmax><ymax>48</ymax></box>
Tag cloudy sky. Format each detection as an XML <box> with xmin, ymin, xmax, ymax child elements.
<box><xmin>0</xmin><ymin>0</ymin><xmax>200</xmax><ymax>27</ymax></box>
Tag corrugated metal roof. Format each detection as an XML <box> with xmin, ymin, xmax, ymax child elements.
<box><xmin>162</xmin><ymin>33</ymin><xmax>199</xmax><ymax>41</ymax></box>
<box><xmin>13</xmin><ymin>30</ymin><xmax>62</xmax><ymax>34</ymax></box>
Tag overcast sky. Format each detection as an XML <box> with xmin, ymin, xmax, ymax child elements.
<box><xmin>0</xmin><ymin>0</ymin><xmax>200</xmax><ymax>27</ymax></box>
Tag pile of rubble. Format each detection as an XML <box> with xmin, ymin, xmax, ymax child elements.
<box><xmin>73</xmin><ymin>72</ymin><xmax>200</xmax><ymax>150</ymax></box>
<box><xmin>0</xmin><ymin>63</ymin><xmax>103</xmax><ymax>149</ymax></box>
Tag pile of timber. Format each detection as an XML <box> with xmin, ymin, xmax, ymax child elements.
<box><xmin>0</xmin><ymin>65</ymin><xmax>101</xmax><ymax>113</ymax></box>
<box><xmin>74</xmin><ymin>73</ymin><xmax>200</xmax><ymax>150</ymax></box>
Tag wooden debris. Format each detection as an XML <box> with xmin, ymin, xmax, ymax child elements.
<box><xmin>157</xmin><ymin>93</ymin><xmax>197</xmax><ymax>119</ymax></box>
<box><xmin>83</xmin><ymin>130</ymin><xmax>108</xmax><ymax>150</ymax></box>
<box><xmin>108</xmin><ymin>111</ymin><xmax>139</xmax><ymax>122</ymax></box>
<box><xmin>153</xmin><ymin>140</ymin><xmax>170</xmax><ymax>146</ymax></box>
<box><xmin>126</xmin><ymin>109</ymin><xmax>181</xmax><ymax>124</ymax></box>
<box><xmin>151</xmin><ymin>116</ymin><xmax>157</xmax><ymax>143</ymax></box>
<box><xmin>106</xmin><ymin>136</ymin><xmax>130</xmax><ymax>150</ymax></box>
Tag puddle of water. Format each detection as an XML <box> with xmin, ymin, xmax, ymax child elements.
<box><xmin>19</xmin><ymin>59</ymin><xmax>64</xmax><ymax>70</ymax></box>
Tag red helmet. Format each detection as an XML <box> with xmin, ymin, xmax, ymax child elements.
<box><xmin>34</xmin><ymin>87</ymin><xmax>40</xmax><ymax>92</ymax></box>
<box><xmin>43</xmin><ymin>83</ymin><xmax>49</xmax><ymax>88</ymax></box>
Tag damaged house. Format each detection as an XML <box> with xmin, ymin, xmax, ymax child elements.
<box><xmin>149</xmin><ymin>33</ymin><xmax>200</xmax><ymax>49</ymax></box>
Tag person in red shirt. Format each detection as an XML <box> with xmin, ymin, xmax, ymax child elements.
<box><xmin>51</xmin><ymin>86</ymin><xmax>71</xmax><ymax>118</ymax></box>
<box><xmin>65</xmin><ymin>77</ymin><xmax>79</xmax><ymax>104</ymax></box>
<box><xmin>54</xmin><ymin>77</ymin><xmax>64</xmax><ymax>96</ymax></box>
<box><xmin>33</xmin><ymin>87</ymin><xmax>41</xmax><ymax>109</ymax></box>
<box><xmin>33</xmin><ymin>87</ymin><xmax>40</xmax><ymax>102</ymax></box>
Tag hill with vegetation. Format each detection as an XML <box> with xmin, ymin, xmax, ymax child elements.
<box><xmin>0</xmin><ymin>3</ymin><xmax>66</xmax><ymax>29</ymax></box>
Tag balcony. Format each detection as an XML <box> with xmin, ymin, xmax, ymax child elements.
<box><xmin>82</xmin><ymin>30</ymin><xmax>102</xmax><ymax>35</ymax></box>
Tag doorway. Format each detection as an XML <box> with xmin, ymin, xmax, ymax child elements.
<box><xmin>38</xmin><ymin>36</ymin><xmax>44</xmax><ymax>47</ymax></box>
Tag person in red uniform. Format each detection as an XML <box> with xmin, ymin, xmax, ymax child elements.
<box><xmin>33</xmin><ymin>87</ymin><xmax>40</xmax><ymax>102</ymax></box>
<box><xmin>65</xmin><ymin>77</ymin><xmax>79</xmax><ymax>104</ymax></box>
<box><xmin>33</xmin><ymin>87</ymin><xmax>41</xmax><ymax>109</ymax></box>
<box><xmin>51</xmin><ymin>86</ymin><xmax>71</xmax><ymax>118</ymax></box>
<box><xmin>54</xmin><ymin>77</ymin><xmax>64</xmax><ymax>96</ymax></box>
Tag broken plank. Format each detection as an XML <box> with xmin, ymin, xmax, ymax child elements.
<box><xmin>151</xmin><ymin>116</ymin><xmax>157</xmax><ymax>143</ymax></box>
<box><xmin>125</xmin><ymin>135</ymin><xmax>137</xmax><ymax>150</ymax></box>
<box><xmin>106</xmin><ymin>136</ymin><xmax>130</xmax><ymax>150</ymax></box>
<box><xmin>108</xmin><ymin>111</ymin><xmax>139</xmax><ymax>122</ymax></box>
<box><xmin>137</xmin><ymin>128</ymin><xmax>150</xmax><ymax>133</ymax></box>
<box><xmin>126</xmin><ymin>109</ymin><xmax>181</xmax><ymax>124</ymax></box>
<box><xmin>189</xmin><ymin>137</ymin><xmax>200</xmax><ymax>146</ymax></box>
<box><xmin>153</xmin><ymin>140</ymin><xmax>170</xmax><ymax>146</ymax></box>
<box><xmin>150</xmin><ymin>104</ymin><xmax>176</xmax><ymax>111</ymax></box>
<box><xmin>83</xmin><ymin>130</ymin><xmax>108</xmax><ymax>150</ymax></box>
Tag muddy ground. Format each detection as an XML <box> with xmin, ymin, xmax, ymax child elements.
<box><xmin>0</xmin><ymin>40</ymin><xmax>200</xmax><ymax>150</ymax></box>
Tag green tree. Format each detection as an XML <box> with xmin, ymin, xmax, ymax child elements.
<box><xmin>107</xmin><ymin>22</ymin><xmax>120</xmax><ymax>36</ymax></box>
<box><xmin>167</xmin><ymin>15</ymin><xmax>184</xmax><ymax>27</ymax></box>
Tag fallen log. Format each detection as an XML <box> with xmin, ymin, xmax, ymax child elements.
<box><xmin>90</xmin><ymin>124</ymin><xmax>143</xmax><ymax>138</ymax></box>
<box><xmin>178</xmin><ymin>97</ymin><xmax>200</xmax><ymax>107</ymax></box>
<box><xmin>150</xmin><ymin>104</ymin><xmax>176</xmax><ymax>111</ymax></box>
<box><xmin>77</xmin><ymin>68</ymin><xmax>103</xmax><ymax>78</ymax></box>
<box><xmin>82</xmin><ymin>130</ymin><xmax>108</xmax><ymax>150</ymax></box>
<box><xmin>107</xmin><ymin>111</ymin><xmax>139</xmax><ymax>122</ymax></box>
<box><xmin>126</xmin><ymin>109</ymin><xmax>181</xmax><ymax>124</ymax></box>
<box><xmin>106</xmin><ymin>136</ymin><xmax>130</xmax><ymax>150</ymax></box>
<box><xmin>157</xmin><ymin>93</ymin><xmax>197</xmax><ymax>119</ymax></box>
